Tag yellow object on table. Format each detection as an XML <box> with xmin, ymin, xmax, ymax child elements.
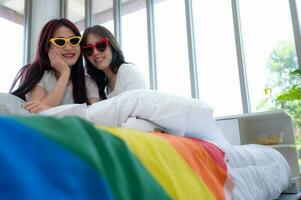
<box><xmin>256</xmin><ymin>133</ymin><xmax>284</xmax><ymax>145</ymax></box>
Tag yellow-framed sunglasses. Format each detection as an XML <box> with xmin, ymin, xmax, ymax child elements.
<box><xmin>49</xmin><ymin>36</ymin><xmax>82</xmax><ymax>48</ymax></box>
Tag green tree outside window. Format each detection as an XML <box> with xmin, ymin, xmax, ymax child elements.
<box><xmin>258</xmin><ymin>40</ymin><xmax>301</xmax><ymax>166</ymax></box>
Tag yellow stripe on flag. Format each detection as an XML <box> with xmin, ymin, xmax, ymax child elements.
<box><xmin>98</xmin><ymin>126</ymin><xmax>216</xmax><ymax>200</ymax></box>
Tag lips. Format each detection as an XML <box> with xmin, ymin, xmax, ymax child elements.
<box><xmin>95</xmin><ymin>56</ymin><xmax>105</xmax><ymax>63</ymax></box>
<box><xmin>63</xmin><ymin>53</ymin><xmax>75</xmax><ymax>58</ymax></box>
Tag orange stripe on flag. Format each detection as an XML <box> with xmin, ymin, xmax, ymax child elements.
<box><xmin>154</xmin><ymin>133</ymin><xmax>228</xmax><ymax>200</ymax></box>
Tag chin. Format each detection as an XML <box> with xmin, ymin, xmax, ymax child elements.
<box><xmin>65</xmin><ymin>60</ymin><xmax>77</xmax><ymax>67</ymax></box>
<box><xmin>95</xmin><ymin>63</ymin><xmax>108</xmax><ymax>70</ymax></box>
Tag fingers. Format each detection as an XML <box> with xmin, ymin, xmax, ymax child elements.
<box><xmin>49</xmin><ymin>49</ymin><xmax>62</xmax><ymax>63</ymax></box>
<box><xmin>48</xmin><ymin>49</ymin><xmax>70</xmax><ymax>75</ymax></box>
<box><xmin>48</xmin><ymin>49</ymin><xmax>57</xmax><ymax>67</ymax></box>
<box><xmin>24</xmin><ymin>101</ymin><xmax>45</xmax><ymax>113</ymax></box>
<box><xmin>24</xmin><ymin>101</ymin><xmax>41</xmax><ymax>113</ymax></box>
<box><xmin>48</xmin><ymin>49</ymin><xmax>55</xmax><ymax>67</ymax></box>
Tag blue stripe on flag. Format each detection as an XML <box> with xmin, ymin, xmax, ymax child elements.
<box><xmin>0</xmin><ymin>117</ymin><xmax>114</xmax><ymax>200</ymax></box>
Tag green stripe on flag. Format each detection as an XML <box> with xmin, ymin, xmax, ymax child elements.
<box><xmin>11</xmin><ymin>116</ymin><xmax>170</xmax><ymax>200</ymax></box>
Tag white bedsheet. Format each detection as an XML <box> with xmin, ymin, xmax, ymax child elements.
<box><xmin>224</xmin><ymin>144</ymin><xmax>291</xmax><ymax>200</ymax></box>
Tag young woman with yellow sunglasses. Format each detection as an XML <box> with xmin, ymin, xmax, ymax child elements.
<box><xmin>8</xmin><ymin>18</ymin><xmax>99</xmax><ymax>113</ymax></box>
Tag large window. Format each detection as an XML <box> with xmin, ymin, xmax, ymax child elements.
<box><xmin>154</xmin><ymin>0</ymin><xmax>191</xmax><ymax>97</ymax></box>
<box><xmin>0</xmin><ymin>1</ymin><xmax>24</xmax><ymax>92</ymax></box>
<box><xmin>67</xmin><ymin>0</ymin><xmax>85</xmax><ymax>31</ymax></box>
<box><xmin>93</xmin><ymin>0</ymin><xmax>114</xmax><ymax>34</ymax></box>
<box><xmin>239</xmin><ymin>0</ymin><xmax>297</xmax><ymax>112</ymax></box>
<box><xmin>193</xmin><ymin>0</ymin><xmax>242</xmax><ymax>117</ymax></box>
<box><xmin>121</xmin><ymin>0</ymin><xmax>149</xmax><ymax>86</ymax></box>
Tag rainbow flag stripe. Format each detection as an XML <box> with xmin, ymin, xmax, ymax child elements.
<box><xmin>0</xmin><ymin>116</ymin><xmax>232</xmax><ymax>200</ymax></box>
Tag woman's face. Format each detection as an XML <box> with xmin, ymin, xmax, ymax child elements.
<box><xmin>50</xmin><ymin>26</ymin><xmax>81</xmax><ymax>67</ymax></box>
<box><xmin>85</xmin><ymin>33</ymin><xmax>113</xmax><ymax>72</ymax></box>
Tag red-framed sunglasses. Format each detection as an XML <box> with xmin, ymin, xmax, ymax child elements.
<box><xmin>82</xmin><ymin>37</ymin><xmax>109</xmax><ymax>56</ymax></box>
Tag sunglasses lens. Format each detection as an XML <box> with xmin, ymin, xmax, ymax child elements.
<box><xmin>70</xmin><ymin>37</ymin><xmax>81</xmax><ymax>46</ymax></box>
<box><xmin>54</xmin><ymin>39</ymin><xmax>66</xmax><ymax>47</ymax></box>
<box><xmin>96</xmin><ymin>41</ymin><xmax>107</xmax><ymax>52</ymax></box>
<box><xmin>82</xmin><ymin>47</ymin><xmax>93</xmax><ymax>56</ymax></box>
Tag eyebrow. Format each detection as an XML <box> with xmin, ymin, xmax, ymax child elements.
<box><xmin>52</xmin><ymin>35</ymin><xmax>75</xmax><ymax>38</ymax></box>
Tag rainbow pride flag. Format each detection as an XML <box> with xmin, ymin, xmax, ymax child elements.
<box><xmin>0</xmin><ymin>116</ymin><xmax>233</xmax><ymax>200</ymax></box>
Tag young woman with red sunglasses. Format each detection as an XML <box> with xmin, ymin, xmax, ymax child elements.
<box><xmin>81</xmin><ymin>25</ymin><xmax>147</xmax><ymax>100</ymax></box>
<box><xmin>7</xmin><ymin>18</ymin><xmax>99</xmax><ymax>113</ymax></box>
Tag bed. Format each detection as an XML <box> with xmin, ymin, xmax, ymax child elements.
<box><xmin>0</xmin><ymin>89</ymin><xmax>292</xmax><ymax>200</ymax></box>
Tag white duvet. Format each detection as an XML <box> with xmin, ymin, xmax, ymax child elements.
<box><xmin>85</xmin><ymin>89</ymin><xmax>228</xmax><ymax>146</ymax></box>
<box><xmin>224</xmin><ymin>144</ymin><xmax>291</xmax><ymax>200</ymax></box>
<box><xmin>36</xmin><ymin>89</ymin><xmax>228</xmax><ymax>146</ymax></box>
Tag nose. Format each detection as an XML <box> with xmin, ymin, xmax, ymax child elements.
<box><xmin>64</xmin><ymin>42</ymin><xmax>74</xmax><ymax>50</ymax></box>
<box><xmin>92</xmin><ymin>47</ymin><xmax>99</xmax><ymax>56</ymax></box>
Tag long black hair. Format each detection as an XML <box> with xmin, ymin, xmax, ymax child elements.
<box><xmin>82</xmin><ymin>25</ymin><xmax>125</xmax><ymax>100</ymax></box>
<box><xmin>10</xmin><ymin>18</ymin><xmax>88</xmax><ymax>103</ymax></box>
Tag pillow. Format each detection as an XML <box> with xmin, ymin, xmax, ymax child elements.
<box><xmin>86</xmin><ymin>89</ymin><xmax>228</xmax><ymax>145</ymax></box>
<box><xmin>121</xmin><ymin>117</ymin><xmax>166</xmax><ymax>133</ymax></box>
<box><xmin>39</xmin><ymin>103</ymin><xmax>87</xmax><ymax>118</ymax></box>
<box><xmin>0</xmin><ymin>93</ymin><xmax>31</xmax><ymax>115</ymax></box>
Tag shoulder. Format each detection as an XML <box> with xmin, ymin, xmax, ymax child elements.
<box><xmin>84</xmin><ymin>72</ymin><xmax>92</xmax><ymax>80</ymax></box>
<box><xmin>41</xmin><ymin>70</ymin><xmax>55</xmax><ymax>80</ymax></box>
<box><xmin>117</xmin><ymin>63</ymin><xmax>148</xmax><ymax>89</ymax></box>
<box><xmin>84</xmin><ymin>73</ymin><xmax>96</xmax><ymax>85</ymax></box>
<box><xmin>35</xmin><ymin>70</ymin><xmax>56</xmax><ymax>92</ymax></box>
<box><xmin>118</xmin><ymin>63</ymin><xmax>143</xmax><ymax>76</ymax></box>
<box><xmin>85</xmin><ymin>73</ymin><xmax>100</xmax><ymax>99</ymax></box>
<box><xmin>39</xmin><ymin>70</ymin><xmax>55</xmax><ymax>84</ymax></box>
